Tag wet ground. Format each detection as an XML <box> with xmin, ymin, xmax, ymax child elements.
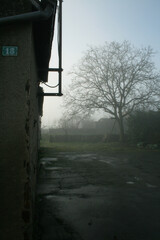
<box><xmin>35</xmin><ymin>150</ymin><xmax>160</xmax><ymax>240</ymax></box>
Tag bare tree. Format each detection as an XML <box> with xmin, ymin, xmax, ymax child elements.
<box><xmin>59</xmin><ymin>115</ymin><xmax>80</xmax><ymax>131</ymax></box>
<box><xmin>64</xmin><ymin>41</ymin><xmax>160</xmax><ymax>142</ymax></box>
<box><xmin>58</xmin><ymin>114</ymin><xmax>90</xmax><ymax>141</ymax></box>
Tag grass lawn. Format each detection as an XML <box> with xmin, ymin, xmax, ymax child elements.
<box><xmin>40</xmin><ymin>140</ymin><xmax>149</xmax><ymax>154</ymax></box>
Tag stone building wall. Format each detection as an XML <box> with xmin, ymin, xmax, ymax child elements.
<box><xmin>0</xmin><ymin>18</ymin><xmax>39</xmax><ymax>240</ymax></box>
<box><xmin>0</xmin><ymin>0</ymin><xmax>57</xmax><ymax>238</ymax></box>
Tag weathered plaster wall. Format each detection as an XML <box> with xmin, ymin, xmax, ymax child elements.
<box><xmin>0</xmin><ymin>21</ymin><xmax>39</xmax><ymax>240</ymax></box>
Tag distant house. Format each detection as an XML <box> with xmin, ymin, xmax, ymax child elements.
<box><xmin>96</xmin><ymin>118</ymin><xmax>120</xmax><ymax>135</ymax></box>
<box><xmin>79</xmin><ymin>119</ymin><xmax>97</xmax><ymax>129</ymax></box>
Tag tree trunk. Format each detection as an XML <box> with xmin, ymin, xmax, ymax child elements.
<box><xmin>64</xmin><ymin>129</ymin><xmax>68</xmax><ymax>142</ymax></box>
<box><xmin>117</xmin><ymin>117</ymin><xmax>125</xmax><ymax>142</ymax></box>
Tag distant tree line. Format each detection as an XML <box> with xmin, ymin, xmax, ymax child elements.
<box><xmin>127</xmin><ymin>110</ymin><xmax>160</xmax><ymax>144</ymax></box>
<box><xmin>47</xmin><ymin>110</ymin><xmax>160</xmax><ymax>145</ymax></box>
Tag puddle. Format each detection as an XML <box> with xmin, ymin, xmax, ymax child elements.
<box><xmin>41</xmin><ymin>157</ymin><xmax>58</xmax><ymax>162</ymax></box>
<box><xmin>99</xmin><ymin>156</ymin><xmax>119</xmax><ymax>166</ymax></box>
<box><xmin>65</xmin><ymin>153</ymin><xmax>97</xmax><ymax>162</ymax></box>
<box><xmin>146</xmin><ymin>183</ymin><xmax>157</xmax><ymax>188</ymax></box>
<box><xmin>45</xmin><ymin>194</ymin><xmax>57</xmax><ymax>199</ymax></box>
<box><xmin>44</xmin><ymin>167</ymin><xmax>63</xmax><ymax>171</ymax></box>
<box><xmin>99</xmin><ymin>159</ymin><xmax>114</xmax><ymax>165</ymax></box>
<box><xmin>126</xmin><ymin>177</ymin><xmax>140</xmax><ymax>185</ymax></box>
<box><xmin>62</xmin><ymin>185</ymin><xmax>109</xmax><ymax>197</ymax></box>
<box><xmin>126</xmin><ymin>181</ymin><xmax>135</xmax><ymax>185</ymax></box>
<box><xmin>134</xmin><ymin>177</ymin><xmax>140</xmax><ymax>181</ymax></box>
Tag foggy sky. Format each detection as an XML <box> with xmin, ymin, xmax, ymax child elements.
<box><xmin>41</xmin><ymin>0</ymin><xmax>160</xmax><ymax>128</ymax></box>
